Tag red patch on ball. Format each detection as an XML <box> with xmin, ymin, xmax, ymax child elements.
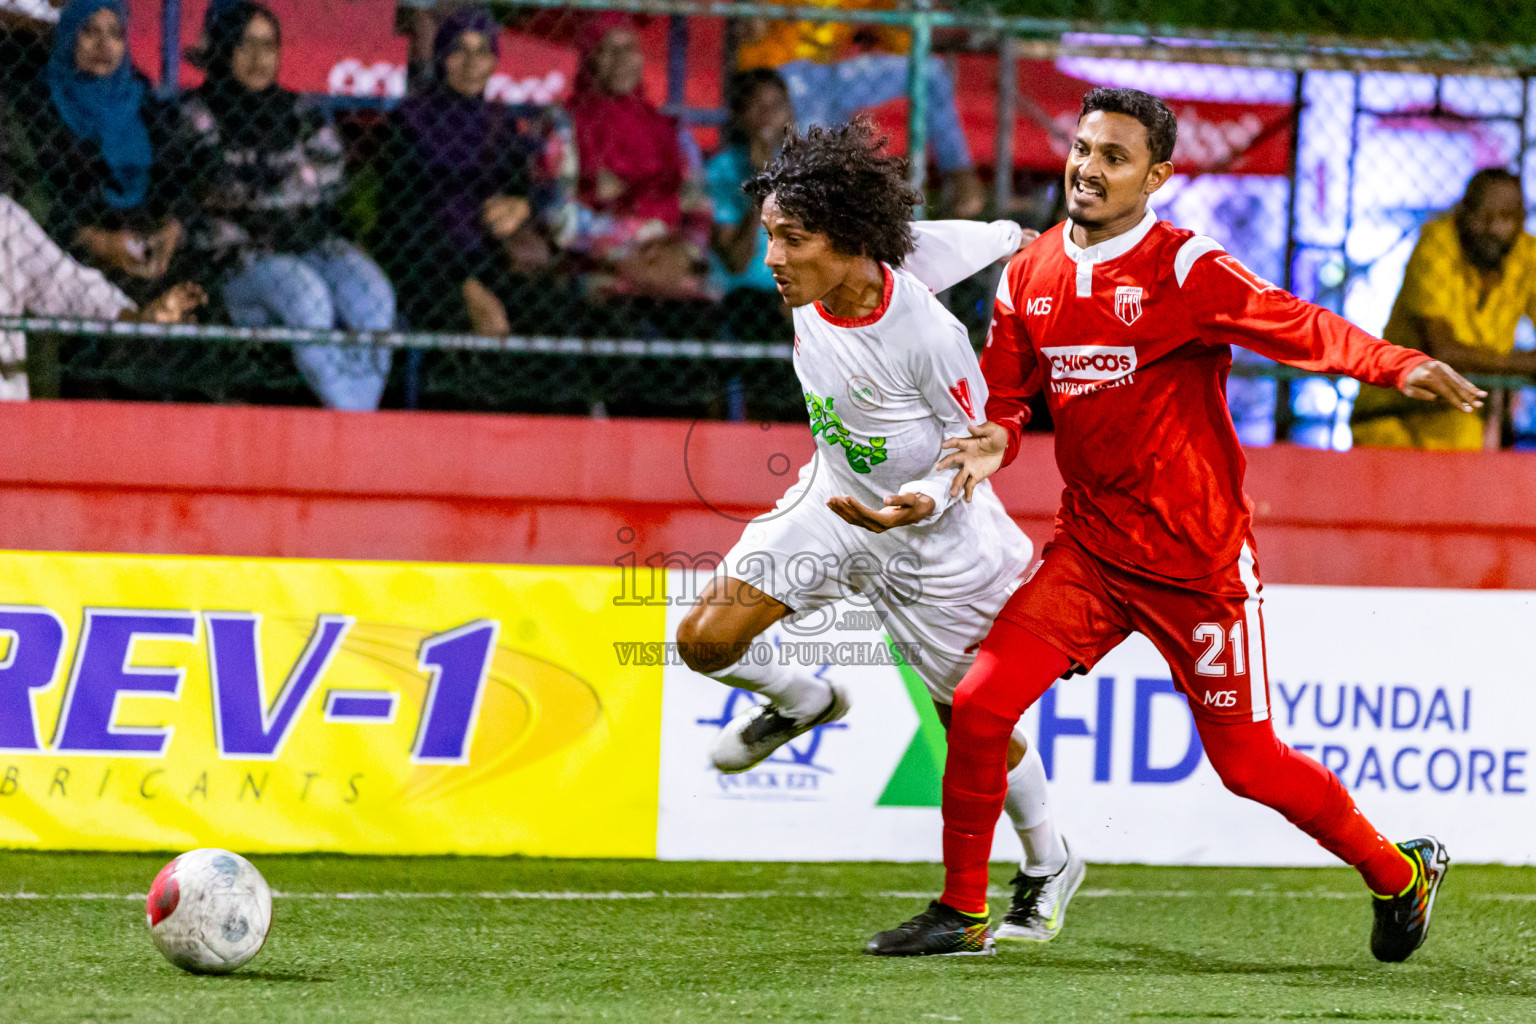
<box><xmin>147</xmin><ymin>859</ymin><xmax>180</xmax><ymax>927</ymax></box>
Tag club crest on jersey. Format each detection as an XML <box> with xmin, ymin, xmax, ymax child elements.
<box><xmin>847</xmin><ymin>375</ymin><xmax>882</xmax><ymax>411</ymax></box>
<box><xmin>1114</xmin><ymin>286</ymin><xmax>1144</xmax><ymax>326</ymax></box>
<box><xmin>947</xmin><ymin>378</ymin><xmax>976</xmax><ymax>419</ymax></box>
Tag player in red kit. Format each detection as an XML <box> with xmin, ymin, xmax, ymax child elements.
<box><xmin>863</xmin><ymin>88</ymin><xmax>1483</xmax><ymax>961</ymax></box>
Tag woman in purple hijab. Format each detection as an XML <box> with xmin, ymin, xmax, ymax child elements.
<box><xmin>377</xmin><ymin>5</ymin><xmax>575</xmax><ymax>337</ymax></box>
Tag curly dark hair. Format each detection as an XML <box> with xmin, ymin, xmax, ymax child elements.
<box><xmin>743</xmin><ymin>118</ymin><xmax>919</xmax><ymax>265</ymax></box>
<box><xmin>1080</xmin><ymin>87</ymin><xmax>1178</xmax><ymax>165</ymax></box>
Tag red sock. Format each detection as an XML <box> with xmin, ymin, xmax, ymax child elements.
<box><xmin>940</xmin><ymin>619</ymin><xmax>1071</xmax><ymax>915</ymax></box>
<box><xmin>1196</xmin><ymin>717</ymin><xmax>1413</xmax><ymax>896</ymax></box>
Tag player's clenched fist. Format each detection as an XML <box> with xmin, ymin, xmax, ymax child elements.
<box><xmin>939</xmin><ymin>421</ymin><xmax>1010</xmax><ymax>502</ymax></box>
<box><xmin>1398</xmin><ymin>359</ymin><xmax>1487</xmax><ymax>412</ymax></box>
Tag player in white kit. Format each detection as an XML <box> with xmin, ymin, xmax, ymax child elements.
<box><xmin>674</xmin><ymin>120</ymin><xmax>1085</xmax><ymax>950</ymax></box>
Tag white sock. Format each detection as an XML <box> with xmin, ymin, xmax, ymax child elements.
<box><xmin>704</xmin><ymin>651</ymin><xmax>832</xmax><ymax>722</ymax></box>
<box><xmin>1003</xmin><ymin>734</ymin><xmax>1068</xmax><ymax>877</ymax></box>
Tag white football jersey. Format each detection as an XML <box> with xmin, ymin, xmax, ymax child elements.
<box><xmin>792</xmin><ymin>219</ymin><xmax>1022</xmax><ymax>519</ymax></box>
<box><xmin>721</xmin><ymin>219</ymin><xmax>1032</xmax><ymax>653</ymax></box>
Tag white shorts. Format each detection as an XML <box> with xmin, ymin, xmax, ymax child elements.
<box><xmin>719</xmin><ymin>469</ymin><xmax>1033</xmax><ymax>703</ymax></box>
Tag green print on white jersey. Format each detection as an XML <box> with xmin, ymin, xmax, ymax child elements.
<box><xmin>805</xmin><ymin>391</ymin><xmax>887</xmax><ymax>474</ymax></box>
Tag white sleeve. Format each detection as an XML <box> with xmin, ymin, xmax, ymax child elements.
<box><xmin>2</xmin><ymin>196</ymin><xmax>135</xmax><ymax>320</ymax></box>
<box><xmin>897</xmin><ymin>316</ymin><xmax>989</xmax><ymax>521</ymax></box>
<box><xmin>901</xmin><ymin>219</ymin><xmax>1023</xmax><ymax>294</ymax></box>
<box><xmin>0</xmin><ymin>0</ymin><xmax>60</xmax><ymax>21</ymax></box>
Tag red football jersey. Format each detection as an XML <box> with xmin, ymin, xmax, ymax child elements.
<box><xmin>985</xmin><ymin>211</ymin><xmax>1430</xmax><ymax>580</ymax></box>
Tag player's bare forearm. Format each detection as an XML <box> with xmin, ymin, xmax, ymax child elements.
<box><xmin>130</xmin><ymin>282</ymin><xmax>207</xmax><ymax>325</ymax></box>
<box><xmin>938</xmin><ymin>421</ymin><xmax>1009</xmax><ymax>502</ymax></box>
<box><xmin>826</xmin><ymin>493</ymin><xmax>935</xmax><ymax>533</ymax></box>
<box><xmin>1398</xmin><ymin>359</ymin><xmax>1486</xmax><ymax>411</ymax></box>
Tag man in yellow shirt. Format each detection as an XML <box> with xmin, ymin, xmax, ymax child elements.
<box><xmin>1352</xmin><ymin>168</ymin><xmax>1536</xmax><ymax>448</ymax></box>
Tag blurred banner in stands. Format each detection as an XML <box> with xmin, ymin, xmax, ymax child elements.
<box><xmin>1</xmin><ymin>0</ymin><xmax>1534</xmax><ymax>446</ymax></box>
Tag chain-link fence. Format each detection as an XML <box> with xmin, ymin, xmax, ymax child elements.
<box><xmin>2</xmin><ymin>0</ymin><xmax>1534</xmax><ymax>445</ymax></box>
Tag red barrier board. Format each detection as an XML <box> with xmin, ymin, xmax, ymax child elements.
<box><xmin>1</xmin><ymin>402</ymin><xmax>1532</xmax><ymax>589</ymax></box>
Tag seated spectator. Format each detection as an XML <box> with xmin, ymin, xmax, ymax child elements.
<box><xmin>1</xmin><ymin>1</ymin><xmax>60</xmax><ymax>201</ymax></box>
<box><xmin>377</xmin><ymin>5</ymin><xmax>576</xmax><ymax>336</ymax></box>
<box><xmin>706</xmin><ymin>68</ymin><xmax>793</xmax><ymax>341</ymax></box>
<box><xmin>736</xmin><ymin>0</ymin><xmax>985</xmax><ymax>218</ymax></box>
<box><xmin>1351</xmin><ymin>168</ymin><xmax>1536</xmax><ymax>449</ymax></box>
<box><xmin>0</xmin><ymin>0</ymin><xmax>60</xmax><ymax>99</ymax></box>
<box><xmin>178</xmin><ymin>0</ymin><xmax>394</xmax><ymax>411</ymax></box>
<box><xmin>566</xmin><ymin>13</ymin><xmax>714</xmax><ymax>335</ymax></box>
<box><xmin>24</xmin><ymin>0</ymin><xmax>183</xmax><ymax>300</ymax></box>
<box><xmin>0</xmin><ymin>192</ymin><xmax>204</xmax><ymax>398</ymax></box>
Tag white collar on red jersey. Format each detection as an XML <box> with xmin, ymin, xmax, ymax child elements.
<box><xmin>1061</xmin><ymin>207</ymin><xmax>1159</xmax><ymax>265</ymax></box>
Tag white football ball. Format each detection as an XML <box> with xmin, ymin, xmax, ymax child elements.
<box><xmin>146</xmin><ymin>848</ymin><xmax>272</xmax><ymax>974</ymax></box>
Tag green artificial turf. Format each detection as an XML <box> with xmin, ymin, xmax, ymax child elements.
<box><xmin>0</xmin><ymin>854</ymin><xmax>1531</xmax><ymax>1023</ymax></box>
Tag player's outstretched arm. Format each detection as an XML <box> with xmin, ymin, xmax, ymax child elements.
<box><xmin>903</xmin><ymin>220</ymin><xmax>1034</xmax><ymax>294</ymax></box>
<box><xmin>938</xmin><ymin>422</ymin><xmax>1009</xmax><ymax>502</ymax></box>
<box><xmin>1178</xmin><ymin>244</ymin><xmax>1468</xmax><ymax>396</ymax></box>
<box><xmin>1398</xmin><ymin>359</ymin><xmax>1486</xmax><ymax>411</ymax></box>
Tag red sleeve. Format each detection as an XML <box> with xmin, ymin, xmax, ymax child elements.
<box><xmin>981</xmin><ymin>256</ymin><xmax>1044</xmax><ymax>468</ymax></box>
<box><xmin>1180</xmin><ymin>251</ymin><xmax>1431</xmax><ymax>389</ymax></box>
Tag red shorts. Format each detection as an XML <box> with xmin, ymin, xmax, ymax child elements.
<box><xmin>997</xmin><ymin>530</ymin><xmax>1271</xmax><ymax>723</ymax></box>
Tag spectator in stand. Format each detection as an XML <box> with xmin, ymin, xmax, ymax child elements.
<box><xmin>706</xmin><ymin>68</ymin><xmax>793</xmax><ymax>341</ymax></box>
<box><xmin>377</xmin><ymin>4</ymin><xmax>577</xmax><ymax>336</ymax></box>
<box><xmin>0</xmin><ymin>0</ymin><xmax>60</xmax><ymax>99</ymax></box>
<box><xmin>1</xmin><ymin>1</ymin><xmax>61</xmax><ymax>199</ymax></box>
<box><xmin>1352</xmin><ymin>168</ymin><xmax>1536</xmax><ymax>449</ymax></box>
<box><xmin>0</xmin><ymin>192</ymin><xmax>204</xmax><ymax>398</ymax></box>
<box><xmin>566</xmin><ymin>12</ymin><xmax>714</xmax><ymax>336</ymax></box>
<box><xmin>735</xmin><ymin>0</ymin><xmax>985</xmax><ymax>218</ymax></box>
<box><xmin>177</xmin><ymin>0</ymin><xmax>395</xmax><ymax>411</ymax></box>
<box><xmin>24</xmin><ymin>0</ymin><xmax>184</xmax><ymax>302</ymax></box>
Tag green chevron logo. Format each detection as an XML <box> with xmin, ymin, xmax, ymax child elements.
<box><xmin>876</xmin><ymin>634</ymin><xmax>946</xmax><ymax>806</ymax></box>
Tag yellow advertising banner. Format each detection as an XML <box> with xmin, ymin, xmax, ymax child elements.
<box><xmin>0</xmin><ymin>551</ymin><xmax>663</xmax><ymax>856</ymax></box>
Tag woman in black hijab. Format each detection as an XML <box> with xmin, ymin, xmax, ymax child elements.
<box><xmin>177</xmin><ymin>0</ymin><xmax>394</xmax><ymax>410</ymax></box>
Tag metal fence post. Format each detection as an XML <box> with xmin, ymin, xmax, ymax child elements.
<box><xmin>666</xmin><ymin>14</ymin><xmax>690</xmax><ymax>111</ymax></box>
<box><xmin>993</xmin><ymin>32</ymin><xmax>1017</xmax><ymax>216</ymax></box>
<box><xmin>159</xmin><ymin>0</ymin><xmax>183</xmax><ymax>100</ymax></box>
<box><xmin>1276</xmin><ymin>70</ymin><xmax>1305</xmax><ymax>443</ymax></box>
<box><xmin>907</xmin><ymin>0</ymin><xmax>933</xmax><ymax>217</ymax></box>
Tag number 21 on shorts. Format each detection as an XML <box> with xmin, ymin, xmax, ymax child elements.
<box><xmin>1192</xmin><ymin>621</ymin><xmax>1246</xmax><ymax>678</ymax></box>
